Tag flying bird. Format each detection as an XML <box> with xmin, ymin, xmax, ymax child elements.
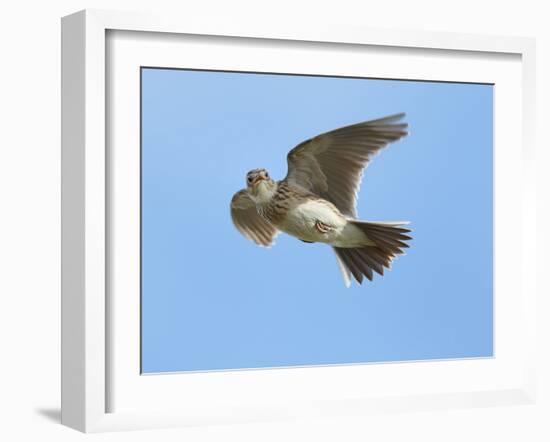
<box><xmin>230</xmin><ymin>113</ymin><xmax>411</xmax><ymax>286</ymax></box>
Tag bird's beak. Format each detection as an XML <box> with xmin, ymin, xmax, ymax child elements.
<box><xmin>252</xmin><ymin>176</ymin><xmax>266</xmax><ymax>185</ymax></box>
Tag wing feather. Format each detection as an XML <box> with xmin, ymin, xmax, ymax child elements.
<box><xmin>230</xmin><ymin>189</ymin><xmax>278</xmax><ymax>247</ymax></box>
<box><xmin>285</xmin><ymin>113</ymin><xmax>408</xmax><ymax>217</ymax></box>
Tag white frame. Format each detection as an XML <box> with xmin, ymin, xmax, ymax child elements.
<box><xmin>61</xmin><ymin>9</ymin><xmax>538</xmax><ymax>433</ymax></box>
<box><xmin>109</xmin><ymin>28</ymin><xmax>524</xmax><ymax>415</ymax></box>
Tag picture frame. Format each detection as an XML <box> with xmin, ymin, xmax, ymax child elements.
<box><xmin>61</xmin><ymin>9</ymin><xmax>538</xmax><ymax>433</ymax></box>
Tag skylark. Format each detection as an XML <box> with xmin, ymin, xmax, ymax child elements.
<box><xmin>230</xmin><ymin>113</ymin><xmax>411</xmax><ymax>286</ymax></box>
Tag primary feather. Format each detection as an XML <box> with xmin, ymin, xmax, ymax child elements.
<box><xmin>285</xmin><ymin>113</ymin><xmax>408</xmax><ymax>217</ymax></box>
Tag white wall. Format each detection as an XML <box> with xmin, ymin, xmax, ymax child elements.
<box><xmin>0</xmin><ymin>1</ymin><xmax>548</xmax><ymax>440</ymax></box>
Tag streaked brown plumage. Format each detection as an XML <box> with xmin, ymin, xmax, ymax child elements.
<box><xmin>230</xmin><ymin>113</ymin><xmax>411</xmax><ymax>286</ymax></box>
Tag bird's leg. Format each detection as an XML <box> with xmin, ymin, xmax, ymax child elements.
<box><xmin>315</xmin><ymin>220</ymin><xmax>333</xmax><ymax>234</ymax></box>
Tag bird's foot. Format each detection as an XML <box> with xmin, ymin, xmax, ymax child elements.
<box><xmin>315</xmin><ymin>220</ymin><xmax>333</xmax><ymax>234</ymax></box>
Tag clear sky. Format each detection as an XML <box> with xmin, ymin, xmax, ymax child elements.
<box><xmin>141</xmin><ymin>68</ymin><xmax>493</xmax><ymax>373</ymax></box>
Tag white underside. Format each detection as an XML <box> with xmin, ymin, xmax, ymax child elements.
<box><xmin>278</xmin><ymin>199</ymin><xmax>369</xmax><ymax>247</ymax></box>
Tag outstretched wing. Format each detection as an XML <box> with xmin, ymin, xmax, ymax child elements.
<box><xmin>230</xmin><ymin>189</ymin><xmax>278</xmax><ymax>247</ymax></box>
<box><xmin>285</xmin><ymin>113</ymin><xmax>408</xmax><ymax>217</ymax></box>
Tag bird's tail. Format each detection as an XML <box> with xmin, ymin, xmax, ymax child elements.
<box><xmin>333</xmin><ymin>221</ymin><xmax>412</xmax><ymax>286</ymax></box>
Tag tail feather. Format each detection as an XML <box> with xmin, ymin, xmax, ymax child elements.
<box><xmin>333</xmin><ymin>220</ymin><xmax>411</xmax><ymax>286</ymax></box>
<box><xmin>349</xmin><ymin>248</ymin><xmax>374</xmax><ymax>282</ymax></box>
<box><xmin>355</xmin><ymin>247</ymin><xmax>384</xmax><ymax>276</ymax></box>
<box><xmin>334</xmin><ymin>250</ymin><xmax>352</xmax><ymax>288</ymax></box>
<box><xmin>340</xmin><ymin>248</ymin><xmax>364</xmax><ymax>284</ymax></box>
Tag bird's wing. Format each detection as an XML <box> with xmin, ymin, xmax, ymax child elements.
<box><xmin>285</xmin><ymin>113</ymin><xmax>408</xmax><ymax>217</ymax></box>
<box><xmin>230</xmin><ymin>189</ymin><xmax>279</xmax><ymax>247</ymax></box>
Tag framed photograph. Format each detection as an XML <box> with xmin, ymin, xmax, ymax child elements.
<box><xmin>61</xmin><ymin>9</ymin><xmax>538</xmax><ymax>433</ymax></box>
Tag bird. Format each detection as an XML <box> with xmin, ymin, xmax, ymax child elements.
<box><xmin>230</xmin><ymin>113</ymin><xmax>411</xmax><ymax>287</ymax></box>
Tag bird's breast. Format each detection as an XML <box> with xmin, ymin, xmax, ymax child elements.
<box><xmin>255</xmin><ymin>182</ymin><xmax>299</xmax><ymax>226</ymax></box>
<box><xmin>256</xmin><ymin>201</ymin><xmax>287</xmax><ymax>226</ymax></box>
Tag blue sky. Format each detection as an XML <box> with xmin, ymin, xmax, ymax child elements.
<box><xmin>141</xmin><ymin>68</ymin><xmax>493</xmax><ymax>373</ymax></box>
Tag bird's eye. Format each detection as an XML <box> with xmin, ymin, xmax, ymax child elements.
<box><xmin>265</xmin><ymin>172</ymin><xmax>269</xmax><ymax>178</ymax></box>
<box><xmin>247</xmin><ymin>177</ymin><xmax>252</xmax><ymax>183</ymax></box>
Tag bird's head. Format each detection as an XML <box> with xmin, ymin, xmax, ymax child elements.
<box><xmin>246</xmin><ymin>168</ymin><xmax>277</xmax><ymax>203</ymax></box>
